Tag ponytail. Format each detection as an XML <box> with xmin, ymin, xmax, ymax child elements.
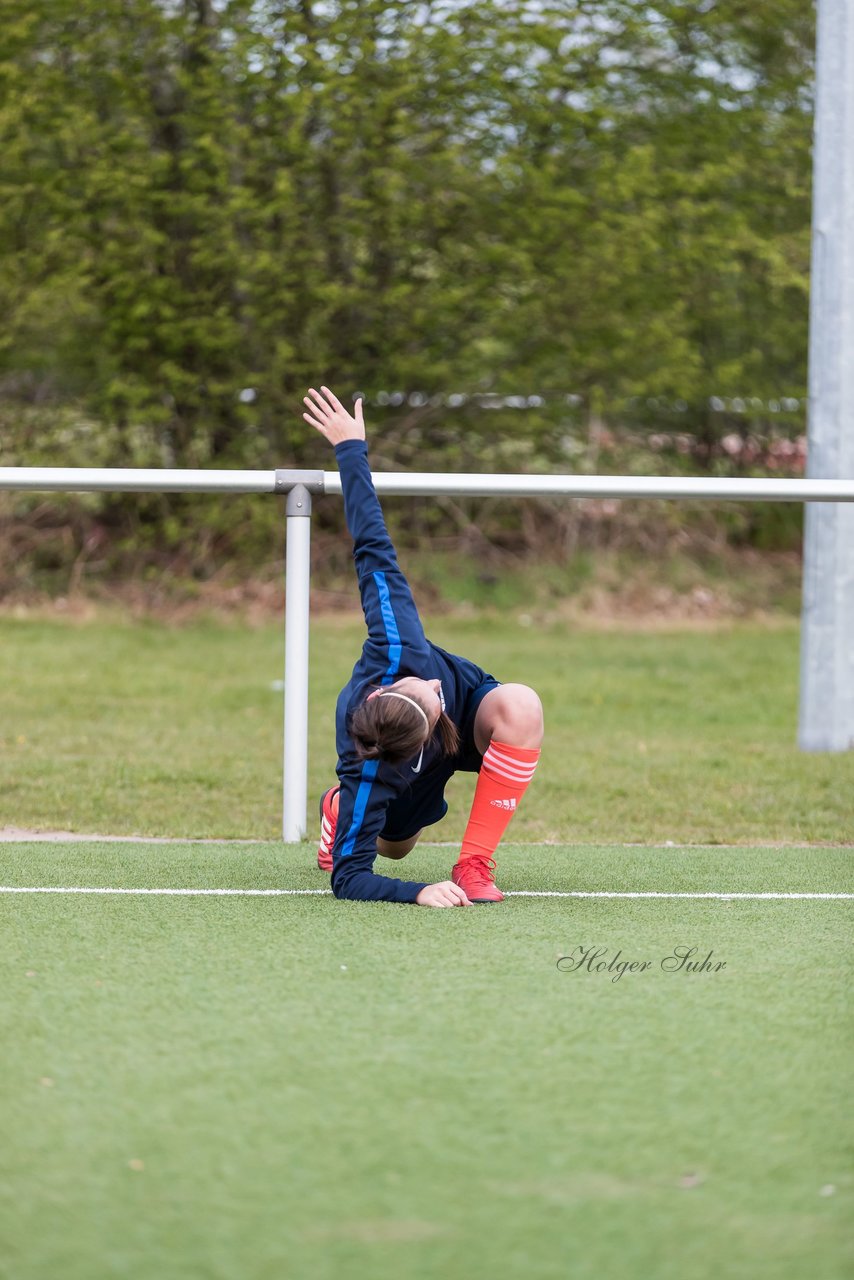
<box><xmin>435</xmin><ymin>710</ymin><xmax>460</xmax><ymax>758</ymax></box>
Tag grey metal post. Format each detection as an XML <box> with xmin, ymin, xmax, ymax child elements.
<box><xmin>799</xmin><ymin>0</ymin><xmax>854</xmax><ymax>752</ymax></box>
<box><xmin>282</xmin><ymin>484</ymin><xmax>312</xmax><ymax>840</ymax></box>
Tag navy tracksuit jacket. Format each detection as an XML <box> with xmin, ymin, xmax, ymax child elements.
<box><xmin>330</xmin><ymin>440</ymin><xmax>495</xmax><ymax>903</ymax></box>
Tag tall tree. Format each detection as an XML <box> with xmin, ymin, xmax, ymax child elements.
<box><xmin>0</xmin><ymin>0</ymin><xmax>815</xmax><ymax>475</ymax></box>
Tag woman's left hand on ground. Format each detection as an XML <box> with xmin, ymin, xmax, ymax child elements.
<box><xmin>303</xmin><ymin>386</ymin><xmax>365</xmax><ymax>446</ymax></box>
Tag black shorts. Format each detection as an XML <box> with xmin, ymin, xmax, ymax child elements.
<box><xmin>379</xmin><ymin>676</ymin><xmax>500</xmax><ymax>842</ymax></box>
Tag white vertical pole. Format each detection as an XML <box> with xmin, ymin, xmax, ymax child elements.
<box><xmin>283</xmin><ymin>485</ymin><xmax>311</xmax><ymax>840</ymax></box>
<box><xmin>799</xmin><ymin>0</ymin><xmax>854</xmax><ymax>752</ymax></box>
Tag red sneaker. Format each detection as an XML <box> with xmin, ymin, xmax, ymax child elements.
<box><xmin>452</xmin><ymin>855</ymin><xmax>505</xmax><ymax>903</ymax></box>
<box><xmin>317</xmin><ymin>786</ymin><xmax>340</xmax><ymax>871</ymax></box>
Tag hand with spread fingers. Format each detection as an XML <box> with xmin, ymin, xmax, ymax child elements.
<box><xmin>303</xmin><ymin>386</ymin><xmax>365</xmax><ymax>446</ymax></box>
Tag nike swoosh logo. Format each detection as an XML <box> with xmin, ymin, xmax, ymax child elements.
<box><xmin>411</xmin><ymin>748</ymin><xmax>424</xmax><ymax>775</ymax></box>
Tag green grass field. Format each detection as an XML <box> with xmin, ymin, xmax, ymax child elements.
<box><xmin>2</xmin><ymin>841</ymin><xmax>851</xmax><ymax>1280</ymax></box>
<box><xmin>2</xmin><ymin>613</ymin><xmax>853</xmax><ymax>842</ymax></box>
<box><xmin>1</xmin><ymin>613</ymin><xmax>852</xmax><ymax>1278</ymax></box>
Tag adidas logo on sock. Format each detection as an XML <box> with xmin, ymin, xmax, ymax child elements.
<box><xmin>489</xmin><ymin>798</ymin><xmax>517</xmax><ymax>811</ymax></box>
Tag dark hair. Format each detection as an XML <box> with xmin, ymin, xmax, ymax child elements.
<box><xmin>350</xmin><ymin>690</ymin><xmax>460</xmax><ymax>764</ymax></box>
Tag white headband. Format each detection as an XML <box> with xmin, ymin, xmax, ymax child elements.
<box><xmin>378</xmin><ymin>691</ymin><xmax>430</xmax><ymax>731</ymax></box>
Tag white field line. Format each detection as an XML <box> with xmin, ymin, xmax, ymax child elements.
<box><xmin>0</xmin><ymin>886</ymin><xmax>851</xmax><ymax>900</ymax></box>
<box><xmin>2</xmin><ymin>833</ymin><xmax>854</xmax><ymax>851</ymax></box>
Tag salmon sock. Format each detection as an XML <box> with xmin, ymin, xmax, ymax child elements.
<box><xmin>459</xmin><ymin>740</ymin><xmax>541</xmax><ymax>861</ymax></box>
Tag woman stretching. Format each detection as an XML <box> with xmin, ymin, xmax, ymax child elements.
<box><xmin>304</xmin><ymin>386</ymin><xmax>544</xmax><ymax>907</ymax></box>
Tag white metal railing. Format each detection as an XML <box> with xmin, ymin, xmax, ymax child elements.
<box><xmin>3</xmin><ymin>466</ymin><xmax>854</xmax><ymax>500</ymax></box>
<box><xmin>2</xmin><ymin>465</ymin><xmax>853</xmax><ymax>839</ymax></box>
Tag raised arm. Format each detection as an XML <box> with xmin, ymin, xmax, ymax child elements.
<box><xmin>303</xmin><ymin>387</ymin><xmax>428</xmax><ymax>658</ymax></box>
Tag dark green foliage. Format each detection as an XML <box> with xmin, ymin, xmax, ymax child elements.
<box><xmin>0</xmin><ymin>1</ymin><xmax>815</xmax><ymax>579</ymax></box>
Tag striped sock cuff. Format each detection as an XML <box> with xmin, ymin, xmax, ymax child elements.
<box><xmin>482</xmin><ymin>740</ymin><xmax>540</xmax><ymax>786</ymax></box>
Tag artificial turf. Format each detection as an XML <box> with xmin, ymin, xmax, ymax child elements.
<box><xmin>2</xmin><ymin>613</ymin><xmax>852</xmax><ymax>1276</ymax></box>
<box><xmin>1</xmin><ymin>840</ymin><xmax>851</xmax><ymax>1280</ymax></box>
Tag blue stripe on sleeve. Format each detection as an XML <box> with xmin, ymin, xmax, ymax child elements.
<box><xmin>339</xmin><ymin>760</ymin><xmax>379</xmax><ymax>858</ymax></box>
<box><xmin>337</xmin><ymin>572</ymin><xmax>403</xmax><ymax>860</ymax></box>
<box><xmin>373</xmin><ymin>570</ymin><xmax>402</xmax><ymax>683</ymax></box>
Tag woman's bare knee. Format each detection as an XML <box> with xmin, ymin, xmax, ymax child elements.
<box><xmin>377</xmin><ymin>831</ymin><xmax>422</xmax><ymax>860</ymax></box>
<box><xmin>474</xmin><ymin>683</ymin><xmax>544</xmax><ymax>752</ymax></box>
